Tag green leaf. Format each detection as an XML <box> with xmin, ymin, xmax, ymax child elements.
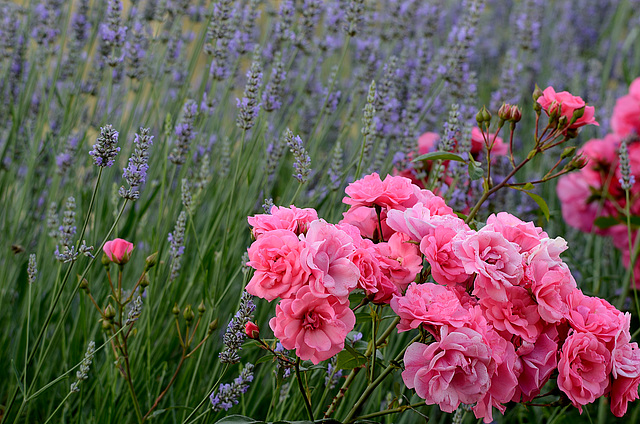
<box><xmin>336</xmin><ymin>346</ymin><xmax>367</xmax><ymax>370</ymax></box>
<box><xmin>255</xmin><ymin>354</ymin><xmax>275</xmax><ymax>365</ymax></box>
<box><xmin>215</xmin><ymin>415</ymin><xmax>259</xmax><ymax>424</ymax></box>
<box><xmin>523</xmin><ymin>191</ymin><xmax>550</xmax><ymax>221</ymax></box>
<box><xmin>593</xmin><ymin>216</ymin><xmax>621</xmax><ymax>229</ymax></box>
<box><xmin>412</xmin><ymin>151</ymin><xmax>466</xmax><ymax>163</ymax></box>
<box><xmin>467</xmin><ymin>161</ymin><xmax>484</xmax><ymax>181</ymax></box>
<box><xmin>354</xmin><ymin>312</ymin><xmax>373</xmax><ymax>323</ymax></box>
<box><xmin>508</xmin><ymin>182</ymin><xmax>535</xmax><ymax>191</ymax></box>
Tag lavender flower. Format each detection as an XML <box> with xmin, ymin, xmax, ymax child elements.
<box><xmin>439</xmin><ymin>104</ymin><xmax>460</xmax><ymax>152</ymax></box>
<box><xmin>236</xmin><ymin>53</ymin><xmax>263</xmax><ymax>130</ymax></box>
<box><xmin>285</xmin><ymin>129</ymin><xmax>311</xmax><ymax>184</ymax></box>
<box><xmin>125</xmin><ymin>20</ymin><xmax>149</xmax><ymax>81</ymax></box>
<box><xmin>31</xmin><ymin>1</ymin><xmax>59</xmax><ymax>53</ymax></box>
<box><xmin>233</xmin><ymin>0</ymin><xmax>260</xmax><ymax>55</ymax></box>
<box><xmin>262</xmin><ymin>51</ymin><xmax>286</xmax><ymax>112</ymax></box>
<box><xmin>619</xmin><ymin>138</ymin><xmax>635</xmax><ymax>191</ymax></box>
<box><xmin>57</xmin><ymin>196</ymin><xmax>76</xmax><ymax>252</ymax></box>
<box><xmin>90</xmin><ymin>125</ymin><xmax>121</xmax><ymax>168</ymax></box>
<box><xmin>218</xmin><ymin>137</ymin><xmax>231</xmax><ymax>178</ymax></box>
<box><xmin>47</xmin><ymin>202</ymin><xmax>59</xmax><ymax>239</ymax></box>
<box><xmin>295</xmin><ymin>0</ymin><xmax>323</xmax><ymax>53</ymax></box>
<box><xmin>195</xmin><ymin>153</ymin><xmax>211</xmax><ymax>192</ymax></box>
<box><xmin>168</xmin><ymin>211</ymin><xmax>187</xmax><ymax>282</ymax></box>
<box><xmin>219</xmin><ymin>291</ymin><xmax>256</xmax><ymax>364</ymax></box>
<box><xmin>344</xmin><ymin>0</ymin><xmax>365</xmax><ymax>37</ymax></box>
<box><xmin>181</xmin><ymin>178</ymin><xmax>192</xmax><ymax>210</ymax></box>
<box><xmin>169</xmin><ymin>100</ymin><xmax>198</xmax><ymax>165</ymax></box>
<box><xmin>0</xmin><ymin>5</ymin><xmax>19</xmax><ymax>60</ymax></box>
<box><xmin>70</xmin><ymin>341</ymin><xmax>95</xmax><ymax>393</ymax></box>
<box><xmin>205</xmin><ymin>0</ymin><xmax>234</xmax><ymax>80</ymax></box>
<box><xmin>210</xmin><ymin>363</ymin><xmax>254</xmax><ymax>411</ymax></box>
<box><xmin>262</xmin><ymin>198</ymin><xmax>274</xmax><ymax>214</ymax></box>
<box><xmin>329</xmin><ymin>141</ymin><xmax>343</xmax><ymax>190</ymax></box>
<box><xmin>265</xmin><ymin>131</ymin><xmax>287</xmax><ymax>180</ymax></box>
<box><xmin>120</xmin><ymin>128</ymin><xmax>153</xmax><ymax>200</ymax></box>
<box><xmin>27</xmin><ymin>254</ymin><xmax>38</xmax><ymax>285</ymax></box>
<box><xmin>99</xmin><ymin>0</ymin><xmax>128</xmax><ymax>67</ymax></box>
<box><xmin>125</xmin><ymin>296</ymin><xmax>143</xmax><ymax>326</ymax></box>
<box><xmin>56</xmin><ymin>134</ymin><xmax>81</xmax><ymax>176</ymax></box>
<box><xmin>325</xmin><ymin>361</ymin><xmax>343</xmax><ymax>389</ymax></box>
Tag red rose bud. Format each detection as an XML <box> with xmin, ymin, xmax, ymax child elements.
<box><xmin>103</xmin><ymin>238</ymin><xmax>134</xmax><ymax>265</ymax></box>
<box><xmin>510</xmin><ymin>105</ymin><xmax>522</xmax><ymax>122</ymax></box>
<box><xmin>498</xmin><ymin>103</ymin><xmax>512</xmax><ymax>121</ymax></box>
<box><xmin>245</xmin><ymin>321</ymin><xmax>260</xmax><ymax>339</ymax></box>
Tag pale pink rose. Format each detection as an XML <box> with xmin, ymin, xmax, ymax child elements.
<box><xmin>611</xmin><ymin>77</ymin><xmax>640</xmax><ymax>137</ymax></box>
<box><xmin>470</xmin><ymin>127</ymin><xmax>508</xmax><ymax>157</ymax></box>
<box><xmin>390</xmin><ymin>282</ymin><xmax>471</xmax><ymax>334</ymax></box>
<box><xmin>454</xmin><ymin>229</ymin><xmax>523</xmax><ymax>302</ymax></box>
<box><xmin>537</xmin><ymin>86</ymin><xmax>599</xmax><ymax>130</ymax></box>
<box><xmin>300</xmin><ymin>221</ymin><xmax>360</xmax><ymax>301</ymax></box>
<box><xmin>525</xmin><ymin>236</ymin><xmax>568</xmax><ymax>269</ymax></box>
<box><xmin>566</xmin><ymin>289</ymin><xmax>625</xmax><ymax>345</ymax></box>
<box><xmin>557</xmin><ymin>330</ymin><xmax>611</xmax><ymax>412</ymax></box>
<box><xmin>386</xmin><ymin>203</ymin><xmax>434</xmax><ymax>242</ymax></box>
<box><xmin>245</xmin><ymin>229</ymin><xmax>308</xmax><ymax>301</ymax></box>
<box><xmin>479</xmin><ymin>285</ymin><xmax>542</xmax><ymax>342</ymax></box>
<box><xmin>526</xmin><ymin>259</ymin><xmax>575</xmax><ymax>323</ymax></box>
<box><xmin>248</xmin><ymin>205</ymin><xmax>319</xmax><ymax>238</ymax></box>
<box><xmin>485</xmin><ymin>212</ymin><xmax>548</xmax><ymax>254</ymax></box>
<box><xmin>420</xmin><ymin>223</ymin><xmax>470</xmax><ymax>286</ymax></box>
<box><xmin>412</xmin><ymin>187</ymin><xmax>456</xmax><ymax>216</ymax></box>
<box><xmin>342</xmin><ymin>173</ymin><xmax>385</xmax><ymax>207</ymax></box>
<box><xmin>269</xmin><ymin>286</ymin><xmax>355</xmax><ymax>364</ymax></box>
<box><xmin>402</xmin><ymin>327</ymin><xmax>494</xmax><ymax>413</ymax></box>
<box><xmin>377</xmin><ymin>232</ymin><xmax>423</xmax><ymax>291</ymax></box>
<box><xmin>611</xmin><ymin>313</ymin><xmax>640</xmax><ymax>379</ymax></box>
<box><xmin>341</xmin><ymin>205</ymin><xmax>390</xmax><ymax>240</ymax></box>
<box><xmin>103</xmin><ymin>238</ymin><xmax>134</xmax><ymax>264</ymax></box>
<box><xmin>513</xmin><ymin>325</ymin><xmax>559</xmax><ymax>402</ymax></box>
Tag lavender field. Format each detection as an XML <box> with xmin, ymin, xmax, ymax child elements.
<box><xmin>1</xmin><ymin>1</ymin><xmax>640</xmax><ymax>423</ymax></box>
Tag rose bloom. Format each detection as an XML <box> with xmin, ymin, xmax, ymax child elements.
<box><xmin>343</xmin><ymin>173</ymin><xmax>416</xmax><ymax>210</ymax></box>
<box><xmin>454</xmin><ymin>229</ymin><xmax>523</xmax><ymax>302</ymax></box>
<box><xmin>390</xmin><ymin>282</ymin><xmax>470</xmax><ymax>334</ymax></box>
<box><xmin>470</xmin><ymin>127</ymin><xmax>508</xmax><ymax>157</ymax></box>
<box><xmin>245</xmin><ymin>229</ymin><xmax>308</xmax><ymax>301</ymax></box>
<box><xmin>484</xmin><ymin>212</ymin><xmax>547</xmax><ymax>254</ymax></box>
<box><xmin>557</xmin><ymin>330</ymin><xmax>611</xmax><ymax>412</ymax></box>
<box><xmin>512</xmin><ymin>325</ymin><xmax>559</xmax><ymax>402</ymax></box>
<box><xmin>376</xmin><ymin>232</ymin><xmax>423</xmax><ymax>291</ymax></box>
<box><xmin>248</xmin><ymin>205</ymin><xmax>318</xmax><ymax>239</ymax></box>
<box><xmin>103</xmin><ymin>238</ymin><xmax>134</xmax><ymax>264</ymax></box>
<box><xmin>420</xmin><ymin>220</ymin><xmax>471</xmax><ymax>286</ymax></box>
<box><xmin>527</xmin><ymin>260</ymin><xmax>575</xmax><ymax>324</ymax></box>
<box><xmin>611</xmin><ymin>77</ymin><xmax>640</xmax><ymax>137</ymax></box>
<box><xmin>270</xmin><ymin>286</ymin><xmax>355</xmax><ymax>364</ymax></box>
<box><xmin>300</xmin><ymin>220</ymin><xmax>360</xmax><ymax>301</ymax></box>
<box><xmin>402</xmin><ymin>326</ymin><xmax>494</xmax><ymax>413</ymax></box>
<box><xmin>536</xmin><ymin>86</ymin><xmax>598</xmax><ymax>130</ymax></box>
<box><xmin>566</xmin><ymin>289</ymin><xmax>625</xmax><ymax>346</ymax></box>
<box><xmin>480</xmin><ymin>285</ymin><xmax>542</xmax><ymax>343</ymax></box>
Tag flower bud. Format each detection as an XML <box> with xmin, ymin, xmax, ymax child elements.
<box><xmin>498</xmin><ymin>103</ymin><xmax>512</xmax><ymax>121</ymax></box>
<box><xmin>140</xmin><ymin>273</ymin><xmax>150</xmax><ymax>288</ymax></box>
<box><xmin>245</xmin><ymin>321</ymin><xmax>260</xmax><ymax>339</ymax></box>
<box><xmin>103</xmin><ymin>238</ymin><xmax>134</xmax><ymax>265</ymax></box>
<box><xmin>481</xmin><ymin>106</ymin><xmax>492</xmax><ymax>123</ymax></box>
<box><xmin>104</xmin><ymin>304</ymin><xmax>116</xmax><ymax>321</ymax></box>
<box><xmin>197</xmin><ymin>300</ymin><xmax>206</xmax><ymax>315</ymax></box>
<box><xmin>569</xmin><ymin>153</ymin><xmax>588</xmax><ymax>170</ymax></box>
<box><xmin>145</xmin><ymin>252</ymin><xmax>158</xmax><ymax>270</ymax></box>
<box><xmin>557</xmin><ymin>115</ymin><xmax>568</xmax><ymax>130</ymax></box>
<box><xmin>475</xmin><ymin>109</ymin><xmax>484</xmax><ymax>125</ymax></box>
<box><xmin>183</xmin><ymin>304</ymin><xmax>195</xmax><ymax>324</ymax></box>
<box><xmin>532</xmin><ymin>85</ymin><xmax>543</xmax><ymax>101</ymax></box>
<box><xmin>208</xmin><ymin>319</ymin><xmax>219</xmax><ymax>334</ymax></box>
<box><xmin>172</xmin><ymin>303</ymin><xmax>180</xmax><ymax>316</ymax></box>
<box><xmin>102</xmin><ymin>253</ymin><xmax>112</xmax><ymax>267</ymax></box>
<box><xmin>561</xmin><ymin>146</ymin><xmax>577</xmax><ymax>159</ymax></box>
<box><xmin>509</xmin><ymin>105</ymin><xmax>522</xmax><ymax>122</ymax></box>
<box><xmin>572</xmin><ymin>106</ymin><xmax>585</xmax><ymax>122</ymax></box>
<box><xmin>101</xmin><ymin>319</ymin><xmax>111</xmax><ymax>331</ymax></box>
<box><xmin>78</xmin><ymin>276</ymin><xmax>89</xmax><ymax>291</ymax></box>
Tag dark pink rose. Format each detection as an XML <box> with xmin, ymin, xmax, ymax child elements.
<box><xmin>557</xmin><ymin>330</ymin><xmax>611</xmax><ymax>412</ymax></box>
<box><xmin>270</xmin><ymin>286</ymin><xmax>355</xmax><ymax>364</ymax></box>
<box><xmin>611</xmin><ymin>77</ymin><xmax>640</xmax><ymax>137</ymax></box>
<box><xmin>245</xmin><ymin>229</ymin><xmax>308</xmax><ymax>301</ymax></box>
<box><xmin>480</xmin><ymin>285</ymin><xmax>542</xmax><ymax>343</ymax></box>
<box><xmin>470</xmin><ymin>127</ymin><xmax>508</xmax><ymax>157</ymax></box>
<box><xmin>513</xmin><ymin>325</ymin><xmax>559</xmax><ymax>402</ymax></box>
<box><xmin>537</xmin><ymin>86</ymin><xmax>598</xmax><ymax>130</ymax></box>
<box><xmin>248</xmin><ymin>205</ymin><xmax>318</xmax><ymax>238</ymax></box>
<box><xmin>566</xmin><ymin>289</ymin><xmax>625</xmax><ymax>346</ymax></box>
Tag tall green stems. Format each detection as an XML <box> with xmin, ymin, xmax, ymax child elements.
<box><xmin>296</xmin><ymin>357</ymin><xmax>314</xmax><ymax>421</ymax></box>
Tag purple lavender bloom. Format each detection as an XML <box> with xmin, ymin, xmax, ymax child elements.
<box><xmin>219</xmin><ymin>291</ymin><xmax>256</xmax><ymax>364</ymax></box>
<box><xmin>89</xmin><ymin>125</ymin><xmax>121</xmax><ymax>167</ymax></box>
<box><xmin>169</xmin><ymin>100</ymin><xmax>198</xmax><ymax>165</ymax></box>
<box><xmin>56</xmin><ymin>134</ymin><xmax>81</xmax><ymax>175</ymax></box>
<box><xmin>236</xmin><ymin>57</ymin><xmax>263</xmax><ymax>130</ymax></box>
<box><xmin>126</xmin><ymin>20</ymin><xmax>149</xmax><ymax>80</ymax></box>
<box><xmin>210</xmin><ymin>363</ymin><xmax>255</xmax><ymax>411</ymax></box>
<box><xmin>262</xmin><ymin>52</ymin><xmax>286</xmax><ymax>112</ymax></box>
<box><xmin>99</xmin><ymin>0</ymin><xmax>127</xmax><ymax>67</ymax></box>
<box><xmin>119</xmin><ymin>128</ymin><xmax>153</xmax><ymax>200</ymax></box>
<box><xmin>168</xmin><ymin>211</ymin><xmax>187</xmax><ymax>282</ymax></box>
<box><xmin>285</xmin><ymin>129</ymin><xmax>311</xmax><ymax>184</ymax></box>
<box><xmin>70</xmin><ymin>0</ymin><xmax>91</xmax><ymax>45</ymax></box>
<box><xmin>31</xmin><ymin>1</ymin><xmax>59</xmax><ymax>51</ymax></box>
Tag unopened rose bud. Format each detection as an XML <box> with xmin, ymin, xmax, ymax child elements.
<box><xmin>245</xmin><ymin>321</ymin><xmax>260</xmax><ymax>339</ymax></box>
<box><xmin>145</xmin><ymin>252</ymin><xmax>158</xmax><ymax>270</ymax></box>
<box><xmin>197</xmin><ymin>300</ymin><xmax>206</xmax><ymax>315</ymax></box>
<box><xmin>208</xmin><ymin>319</ymin><xmax>219</xmax><ymax>334</ymax></box>
<box><xmin>481</xmin><ymin>106</ymin><xmax>492</xmax><ymax>123</ymax></box>
<box><xmin>557</xmin><ymin>116</ymin><xmax>568</xmax><ymax>130</ymax></box>
<box><xmin>532</xmin><ymin>85</ymin><xmax>543</xmax><ymax>101</ymax></box>
<box><xmin>510</xmin><ymin>105</ymin><xmax>522</xmax><ymax>122</ymax></box>
<box><xmin>101</xmin><ymin>319</ymin><xmax>111</xmax><ymax>331</ymax></box>
<box><xmin>102</xmin><ymin>253</ymin><xmax>111</xmax><ymax>267</ymax></box>
<box><xmin>78</xmin><ymin>276</ymin><xmax>89</xmax><ymax>291</ymax></box>
<box><xmin>498</xmin><ymin>103</ymin><xmax>512</xmax><ymax>121</ymax></box>
<box><xmin>183</xmin><ymin>305</ymin><xmax>195</xmax><ymax>324</ymax></box>
<box><xmin>104</xmin><ymin>304</ymin><xmax>116</xmax><ymax>321</ymax></box>
<box><xmin>475</xmin><ymin>109</ymin><xmax>485</xmax><ymax>124</ymax></box>
<box><xmin>569</xmin><ymin>154</ymin><xmax>588</xmax><ymax>170</ymax></box>
<box><xmin>561</xmin><ymin>146</ymin><xmax>577</xmax><ymax>159</ymax></box>
<box><xmin>103</xmin><ymin>239</ymin><xmax>134</xmax><ymax>265</ymax></box>
<box><xmin>140</xmin><ymin>273</ymin><xmax>150</xmax><ymax>288</ymax></box>
<box><xmin>172</xmin><ymin>303</ymin><xmax>180</xmax><ymax>316</ymax></box>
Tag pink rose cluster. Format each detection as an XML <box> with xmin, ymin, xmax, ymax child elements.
<box><xmin>536</xmin><ymin>86</ymin><xmax>598</xmax><ymax>131</ymax></box>
<box><xmin>557</xmin><ymin>78</ymin><xmax>640</xmax><ymax>285</ymax></box>
<box><xmin>245</xmin><ymin>177</ymin><xmax>434</xmax><ymax>364</ymax></box>
<box><xmin>388</xmin><ymin>209</ymin><xmax>640</xmax><ymax>421</ymax></box>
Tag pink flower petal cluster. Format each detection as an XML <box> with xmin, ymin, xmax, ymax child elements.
<box><xmin>103</xmin><ymin>238</ymin><xmax>134</xmax><ymax>264</ymax></box>
<box><xmin>611</xmin><ymin>77</ymin><xmax>640</xmax><ymax>137</ymax></box>
<box><xmin>536</xmin><ymin>86</ymin><xmax>598</xmax><ymax>130</ymax></box>
<box><xmin>248</xmin><ymin>205</ymin><xmax>318</xmax><ymax>239</ymax></box>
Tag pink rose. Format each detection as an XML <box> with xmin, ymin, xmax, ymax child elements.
<box><xmin>611</xmin><ymin>77</ymin><xmax>640</xmax><ymax>137</ymax></box>
<box><xmin>556</xmin><ymin>171</ymin><xmax>613</xmax><ymax>234</ymax></box>
<box><xmin>417</xmin><ymin>132</ymin><xmax>440</xmax><ymax>155</ymax></box>
<box><xmin>269</xmin><ymin>286</ymin><xmax>355</xmax><ymax>364</ymax></box>
<box><xmin>479</xmin><ymin>285</ymin><xmax>542</xmax><ymax>343</ymax></box>
<box><xmin>376</xmin><ymin>232</ymin><xmax>422</xmax><ymax>291</ymax></box>
<box><xmin>245</xmin><ymin>229</ymin><xmax>308</xmax><ymax>301</ymax></box>
<box><xmin>343</xmin><ymin>173</ymin><xmax>386</xmax><ymax>208</ymax></box>
<box><xmin>420</xmin><ymin>222</ymin><xmax>470</xmax><ymax>286</ymax></box>
<box><xmin>350</xmin><ymin>240</ymin><xmax>384</xmax><ymax>302</ymax></box>
<box><xmin>103</xmin><ymin>238</ymin><xmax>134</xmax><ymax>264</ymax></box>
<box><xmin>454</xmin><ymin>229</ymin><xmax>523</xmax><ymax>302</ymax></box>
<box><xmin>402</xmin><ymin>327</ymin><xmax>494</xmax><ymax>413</ymax></box>
<box><xmin>248</xmin><ymin>205</ymin><xmax>318</xmax><ymax>239</ymax></box>
<box><xmin>513</xmin><ymin>325</ymin><xmax>559</xmax><ymax>402</ymax></box>
<box><xmin>557</xmin><ymin>330</ymin><xmax>611</xmax><ymax>412</ymax></box>
<box><xmin>484</xmin><ymin>212</ymin><xmax>548</xmax><ymax>254</ymax></box>
<box><xmin>341</xmin><ymin>205</ymin><xmax>392</xmax><ymax>241</ymax></box>
<box><xmin>566</xmin><ymin>289</ymin><xmax>625</xmax><ymax>346</ymax></box>
<box><xmin>526</xmin><ymin>259</ymin><xmax>575</xmax><ymax>324</ymax></box>
<box><xmin>536</xmin><ymin>86</ymin><xmax>598</xmax><ymax>130</ymax></box>
<box><xmin>390</xmin><ymin>282</ymin><xmax>471</xmax><ymax>334</ymax></box>
<box><xmin>300</xmin><ymin>221</ymin><xmax>360</xmax><ymax>301</ymax></box>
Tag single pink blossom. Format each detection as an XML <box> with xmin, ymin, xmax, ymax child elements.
<box><xmin>566</xmin><ymin>289</ymin><xmax>625</xmax><ymax>346</ymax></box>
<box><xmin>270</xmin><ymin>286</ymin><xmax>355</xmax><ymax>364</ymax></box>
<box><xmin>420</xmin><ymin>219</ymin><xmax>471</xmax><ymax>286</ymax></box>
<box><xmin>513</xmin><ymin>325</ymin><xmax>559</xmax><ymax>402</ymax></box>
<box><xmin>611</xmin><ymin>77</ymin><xmax>640</xmax><ymax>137</ymax></box>
<box><xmin>537</xmin><ymin>86</ymin><xmax>598</xmax><ymax>130</ymax></box>
<box><xmin>248</xmin><ymin>205</ymin><xmax>318</xmax><ymax>239</ymax></box>
<box><xmin>480</xmin><ymin>285</ymin><xmax>542</xmax><ymax>343</ymax></box>
<box><xmin>376</xmin><ymin>232</ymin><xmax>422</xmax><ymax>292</ymax></box>
<box><xmin>103</xmin><ymin>238</ymin><xmax>134</xmax><ymax>265</ymax></box>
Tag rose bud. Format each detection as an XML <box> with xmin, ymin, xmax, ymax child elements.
<box><xmin>245</xmin><ymin>321</ymin><xmax>260</xmax><ymax>339</ymax></box>
<box><xmin>103</xmin><ymin>238</ymin><xmax>134</xmax><ymax>265</ymax></box>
